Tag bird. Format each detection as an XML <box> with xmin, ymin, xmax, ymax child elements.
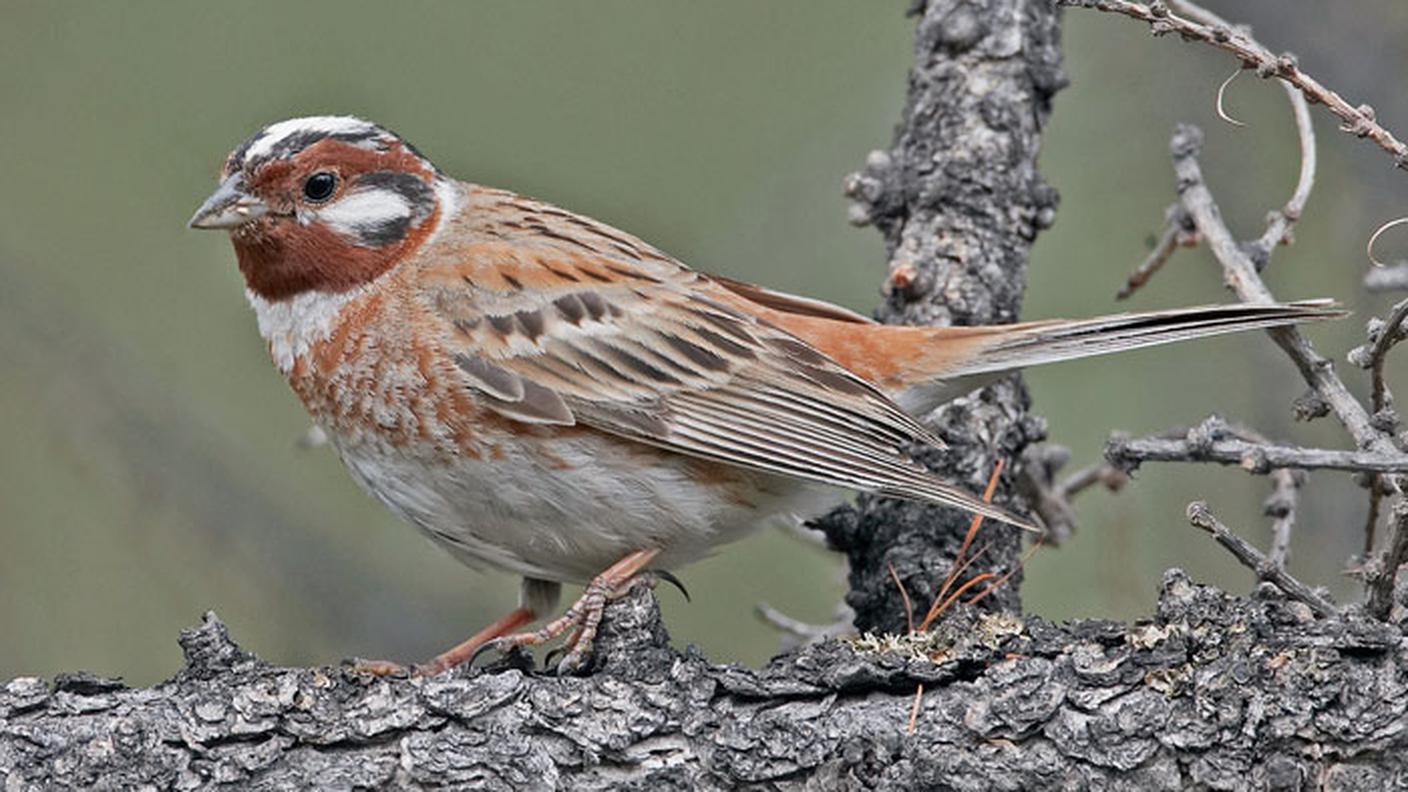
<box><xmin>189</xmin><ymin>115</ymin><xmax>1341</xmax><ymax>675</ymax></box>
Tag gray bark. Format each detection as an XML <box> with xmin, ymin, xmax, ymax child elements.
<box><xmin>818</xmin><ymin>0</ymin><xmax>1063</xmax><ymax>631</ymax></box>
<box><xmin>3</xmin><ymin>575</ymin><xmax>1405</xmax><ymax>790</ymax></box>
<box><xmin>6</xmin><ymin>1</ymin><xmax>1404</xmax><ymax>790</ymax></box>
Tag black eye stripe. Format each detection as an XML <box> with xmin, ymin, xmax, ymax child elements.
<box><xmin>354</xmin><ymin>171</ymin><xmax>435</xmax><ymax>220</ymax></box>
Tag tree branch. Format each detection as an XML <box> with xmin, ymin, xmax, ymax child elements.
<box><xmin>1107</xmin><ymin>426</ymin><xmax>1408</xmax><ymax>475</ymax></box>
<box><xmin>1170</xmin><ymin>124</ymin><xmax>1398</xmax><ymax>458</ymax></box>
<box><xmin>1185</xmin><ymin>501</ymin><xmax>1336</xmax><ymax>617</ymax></box>
<box><xmin>5</xmin><ymin>578</ymin><xmax>1406</xmax><ymax>789</ymax></box>
<box><xmin>818</xmin><ymin>0</ymin><xmax>1065</xmax><ymax>631</ymax></box>
<box><xmin>1059</xmin><ymin>0</ymin><xmax>1408</xmax><ymax>172</ymax></box>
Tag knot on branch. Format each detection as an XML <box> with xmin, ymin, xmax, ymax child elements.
<box><xmin>1103</xmin><ymin>432</ymin><xmax>1137</xmax><ymax>473</ymax></box>
<box><xmin>1292</xmin><ymin>389</ymin><xmax>1331</xmax><ymax>421</ymax></box>
<box><xmin>1169</xmin><ymin>124</ymin><xmax>1204</xmax><ymax>168</ymax></box>
<box><xmin>178</xmin><ymin>612</ymin><xmax>261</xmax><ymax>681</ymax></box>
<box><xmin>843</xmin><ymin>149</ymin><xmax>903</xmax><ymax>230</ymax></box>
<box><xmin>1185</xmin><ymin>415</ymin><xmax>1228</xmax><ymax>457</ymax></box>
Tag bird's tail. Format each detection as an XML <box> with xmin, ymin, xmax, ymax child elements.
<box><xmin>891</xmin><ymin>300</ymin><xmax>1345</xmax><ymax>413</ymax></box>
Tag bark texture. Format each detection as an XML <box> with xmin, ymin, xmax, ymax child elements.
<box><xmin>3</xmin><ymin>575</ymin><xmax>1405</xmax><ymax>790</ymax></box>
<box><xmin>819</xmin><ymin>0</ymin><xmax>1065</xmax><ymax>632</ymax></box>
<box><xmin>9</xmin><ymin>2</ymin><xmax>1405</xmax><ymax>790</ymax></box>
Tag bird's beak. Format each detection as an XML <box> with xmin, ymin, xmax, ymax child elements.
<box><xmin>188</xmin><ymin>174</ymin><xmax>268</xmax><ymax>230</ymax></box>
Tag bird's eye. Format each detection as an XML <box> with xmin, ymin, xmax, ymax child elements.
<box><xmin>302</xmin><ymin>172</ymin><xmax>338</xmax><ymax>202</ymax></box>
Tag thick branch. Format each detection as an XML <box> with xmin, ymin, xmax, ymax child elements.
<box><xmin>816</xmin><ymin>0</ymin><xmax>1065</xmax><ymax>631</ymax></box>
<box><xmin>4</xmin><ymin>577</ymin><xmax>1406</xmax><ymax>789</ymax></box>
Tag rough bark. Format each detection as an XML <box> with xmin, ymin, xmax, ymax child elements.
<box><xmin>4</xmin><ymin>574</ymin><xmax>1405</xmax><ymax>790</ymax></box>
<box><xmin>818</xmin><ymin>0</ymin><xmax>1064</xmax><ymax>632</ymax></box>
<box><xmin>8</xmin><ymin>2</ymin><xmax>1405</xmax><ymax>790</ymax></box>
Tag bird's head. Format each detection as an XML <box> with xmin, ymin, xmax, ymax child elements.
<box><xmin>189</xmin><ymin>116</ymin><xmax>445</xmax><ymax>300</ymax></box>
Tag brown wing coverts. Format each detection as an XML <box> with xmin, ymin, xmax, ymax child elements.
<box><xmin>421</xmin><ymin>198</ymin><xmax>1029</xmax><ymax>527</ymax></box>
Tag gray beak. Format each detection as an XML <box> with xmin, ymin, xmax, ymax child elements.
<box><xmin>188</xmin><ymin>174</ymin><xmax>269</xmax><ymax>230</ymax></box>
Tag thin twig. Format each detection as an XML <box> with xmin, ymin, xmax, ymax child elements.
<box><xmin>1367</xmin><ymin>218</ymin><xmax>1408</xmax><ymax>268</ymax></box>
<box><xmin>1186</xmin><ymin>501</ymin><xmax>1337</xmax><ymax>616</ymax></box>
<box><xmin>1252</xmin><ymin>80</ymin><xmax>1316</xmax><ymax>263</ymax></box>
<box><xmin>1366</xmin><ymin>298</ymin><xmax>1408</xmax><ymax>414</ymax></box>
<box><xmin>755</xmin><ymin>602</ymin><xmax>854</xmax><ymax>645</ymax></box>
<box><xmin>907</xmin><ymin>684</ymin><xmax>925</xmax><ymax>736</ymax></box>
<box><xmin>1366</xmin><ymin>501</ymin><xmax>1408</xmax><ymax>620</ymax></box>
<box><xmin>1170</xmin><ymin>125</ymin><xmax>1397</xmax><ymax>458</ymax></box>
<box><xmin>1059</xmin><ymin>462</ymin><xmax>1130</xmax><ymax>498</ymax></box>
<box><xmin>1060</xmin><ymin>0</ymin><xmax>1408</xmax><ymax>172</ymax></box>
<box><xmin>1109</xmin><ymin>416</ymin><xmax>1307</xmax><ymax>566</ymax></box>
<box><xmin>1016</xmin><ymin>445</ymin><xmax>1128</xmax><ymax>544</ymax></box>
<box><xmin>1214</xmin><ymin>67</ymin><xmax>1246</xmax><ymax>128</ymax></box>
<box><xmin>1107</xmin><ymin>430</ymin><xmax>1408</xmax><ymax>475</ymax></box>
<box><xmin>1350</xmin><ymin>298</ymin><xmax>1408</xmax><ymax>555</ymax></box>
<box><xmin>1116</xmin><ymin>204</ymin><xmax>1196</xmax><ymax>300</ymax></box>
<box><xmin>890</xmin><ymin>562</ymin><xmax>916</xmax><ymax>635</ymax></box>
<box><xmin>1264</xmin><ymin>468</ymin><xmax>1303</xmax><ymax>570</ymax></box>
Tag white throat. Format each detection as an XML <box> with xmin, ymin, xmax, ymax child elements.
<box><xmin>247</xmin><ymin>286</ymin><xmax>371</xmax><ymax>374</ymax></box>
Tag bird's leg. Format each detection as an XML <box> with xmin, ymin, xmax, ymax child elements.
<box><xmin>351</xmin><ymin>577</ymin><xmax>561</xmax><ymax>677</ymax></box>
<box><xmin>476</xmin><ymin>548</ymin><xmax>662</xmax><ymax>674</ymax></box>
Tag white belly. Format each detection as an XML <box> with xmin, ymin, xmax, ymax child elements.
<box><xmin>330</xmin><ymin>428</ymin><xmax>837</xmax><ymax>583</ymax></box>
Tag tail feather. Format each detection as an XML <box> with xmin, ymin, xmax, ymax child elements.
<box><xmin>957</xmin><ymin>299</ymin><xmax>1343</xmax><ymax>377</ymax></box>
<box><xmin>895</xmin><ymin>300</ymin><xmax>1344</xmax><ymax>413</ymax></box>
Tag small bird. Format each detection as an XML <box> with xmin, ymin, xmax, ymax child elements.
<box><xmin>190</xmin><ymin>116</ymin><xmax>1339</xmax><ymax>674</ymax></box>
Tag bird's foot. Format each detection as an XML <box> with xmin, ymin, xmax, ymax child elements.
<box><xmin>473</xmin><ymin>548</ymin><xmax>661</xmax><ymax>675</ymax></box>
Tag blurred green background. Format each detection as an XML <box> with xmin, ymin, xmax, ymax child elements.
<box><xmin>3</xmin><ymin>2</ymin><xmax>1406</xmax><ymax>686</ymax></box>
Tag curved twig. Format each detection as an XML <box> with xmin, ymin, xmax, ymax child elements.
<box><xmin>1253</xmin><ymin>80</ymin><xmax>1317</xmax><ymax>259</ymax></box>
<box><xmin>1060</xmin><ymin>0</ymin><xmax>1408</xmax><ymax>172</ymax></box>
<box><xmin>1215</xmin><ymin>67</ymin><xmax>1247</xmax><ymax>128</ymax></box>
<box><xmin>1368</xmin><ymin>217</ymin><xmax>1408</xmax><ymax>268</ymax></box>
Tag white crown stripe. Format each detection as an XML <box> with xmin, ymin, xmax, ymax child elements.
<box><xmin>243</xmin><ymin>116</ymin><xmax>380</xmax><ymax>161</ymax></box>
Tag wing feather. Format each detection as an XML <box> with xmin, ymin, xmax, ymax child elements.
<box><xmin>419</xmin><ymin>195</ymin><xmax>1031</xmax><ymax>529</ymax></box>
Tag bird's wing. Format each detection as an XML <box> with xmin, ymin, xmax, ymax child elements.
<box><xmin>416</xmin><ymin>212</ymin><xmax>1029</xmax><ymax>529</ymax></box>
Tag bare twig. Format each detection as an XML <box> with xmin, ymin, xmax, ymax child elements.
<box><xmin>1060</xmin><ymin>462</ymin><xmax>1130</xmax><ymax>499</ymax></box>
<box><xmin>1110</xmin><ymin>417</ymin><xmax>1308</xmax><ymax>570</ymax></box>
<box><xmin>907</xmin><ymin>684</ymin><xmax>925</xmax><ymax>736</ymax></box>
<box><xmin>889</xmin><ymin>562</ymin><xmax>916</xmax><ymax>634</ymax></box>
<box><xmin>1264</xmin><ymin>468</ymin><xmax>1304</xmax><ymax>570</ymax></box>
<box><xmin>1116</xmin><ymin>204</ymin><xmax>1196</xmax><ymax>300</ymax></box>
<box><xmin>755</xmin><ymin>602</ymin><xmax>854</xmax><ymax>646</ymax></box>
<box><xmin>1060</xmin><ymin>0</ymin><xmax>1408</xmax><ymax>172</ymax></box>
<box><xmin>1186</xmin><ymin>501</ymin><xmax>1337</xmax><ymax>616</ymax></box>
<box><xmin>1214</xmin><ymin>67</ymin><xmax>1246</xmax><ymax>128</ymax></box>
<box><xmin>1346</xmin><ymin>297</ymin><xmax>1408</xmax><ymax>554</ymax></box>
<box><xmin>1365</xmin><ymin>298</ymin><xmax>1408</xmax><ymax>415</ymax></box>
<box><xmin>1170</xmin><ymin>125</ymin><xmax>1397</xmax><ymax>458</ymax></box>
<box><xmin>1107</xmin><ymin>428</ymin><xmax>1408</xmax><ymax>475</ymax></box>
<box><xmin>1365</xmin><ymin>500</ymin><xmax>1408</xmax><ymax>620</ymax></box>
<box><xmin>1017</xmin><ymin>445</ymin><xmax>1128</xmax><ymax>543</ymax></box>
<box><xmin>1367</xmin><ymin>217</ymin><xmax>1408</xmax><ymax>268</ymax></box>
<box><xmin>1251</xmin><ymin>80</ymin><xmax>1316</xmax><ymax>263</ymax></box>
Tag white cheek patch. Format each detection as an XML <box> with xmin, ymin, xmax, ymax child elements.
<box><xmin>317</xmin><ymin>188</ymin><xmax>415</xmax><ymax>246</ymax></box>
